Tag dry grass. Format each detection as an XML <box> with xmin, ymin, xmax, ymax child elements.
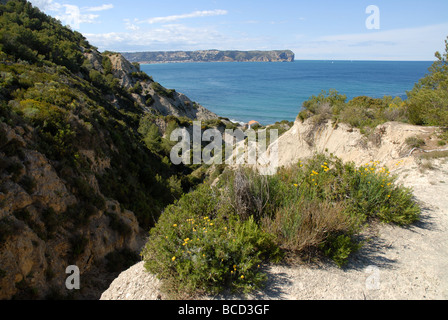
<box><xmin>418</xmin><ymin>150</ymin><xmax>448</xmax><ymax>160</ymax></box>
<box><xmin>262</xmin><ymin>200</ymin><xmax>353</xmax><ymax>258</ymax></box>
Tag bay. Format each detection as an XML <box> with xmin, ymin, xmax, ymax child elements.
<box><xmin>141</xmin><ymin>60</ymin><xmax>433</xmax><ymax>126</ymax></box>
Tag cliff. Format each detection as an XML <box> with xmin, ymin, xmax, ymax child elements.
<box><xmin>0</xmin><ymin>0</ymin><xmax>217</xmax><ymax>300</ymax></box>
<box><xmin>121</xmin><ymin>50</ymin><xmax>295</xmax><ymax>64</ymax></box>
<box><xmin>262</xmin><ymin>119</ymin><xmax>440</xmax><ymax>170</ymax></box>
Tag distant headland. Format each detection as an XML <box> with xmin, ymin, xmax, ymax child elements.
<box><xmin>121</xmin><ymin>50</ymin><xmax>295</xmax><ymax>64</ymax></box>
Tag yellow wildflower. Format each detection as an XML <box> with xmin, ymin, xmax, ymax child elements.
<box><xmin>172</xmin><ymin>256</ymin><xmax>176</xmax><ymax>261</ymax></box>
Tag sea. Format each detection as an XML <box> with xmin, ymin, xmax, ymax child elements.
<box><xmin>141</xmin><ymin>60</ymin><xmax>433</xmax><ymax>126</ymax></box>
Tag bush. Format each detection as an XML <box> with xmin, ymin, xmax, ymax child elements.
<box><xmin>405</xmin><ymin>136</ymin><xmax>426</xmax><ymax>149</ymax></box>
<box><xmin>406</xmin><ymin>36</ymin><xmax>448</xmax><ymax>127</ymax></box>
<box><xmin>141</xmin><ymin>185</ymin><xmax>281</xmax><ymax>298</ymax></box>
<box><xmin>320</xmin><ymin>234</ymin><xmax>362</xmax><ymax>268</ymax></box>
<box><xmin>151</xmin><ymin>82</ymin><xmax>175</xmax><ymax>99</ymax></box>
<box><xmin>262</xmin><ymin>154</ymin><xmax>419</xmax><ymax>261</ymax></box>
<box><xmin>142</xmin><ymin>154</ymin><xmax>421</xmax><ymax>297</ymax></box>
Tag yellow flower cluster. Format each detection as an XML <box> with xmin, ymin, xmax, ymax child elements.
<box><xmin>182</xmin><ymin>238</ymin><xmax>191</xmax><ymax>246</ymax></box>
<box><xmin>395</xmin><ymin>160</ymin><xmax>405</xmax><ymax>167</ymax></box>
<box><xmin>355</xmin><ymin>160</ymin><xmax>390</xmax><ymax>177</ymax></box>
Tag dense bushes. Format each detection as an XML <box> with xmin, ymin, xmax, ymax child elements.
<box><xmin>141</xmin><ymin>184</ymin><xmax>281</xmax><ymax>298</ymax></box>
<box><xmin>0</xmin><ymin>0</ymin><xmax>91</xmax><ymax>73</ymax></box>
<box><xmin>142</xmin><ymin>154</ymin><xmax>420</xmax><ymax>298</ymax></box>
<box><xmin>298</xmin><ymin>90</ymin><xmax>408</xmax><ymax>133</ymax></box>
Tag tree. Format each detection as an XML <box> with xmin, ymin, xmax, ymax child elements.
<box><xmin>407</xmin><ymin>36</ymin><xmax>448</xmax><ymax>126</ymax></box>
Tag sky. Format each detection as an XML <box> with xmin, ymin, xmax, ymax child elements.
<box><xmin>29</xmin><ymin>0</ymin><xmax>448</xmax><ymax>61</ymax></box>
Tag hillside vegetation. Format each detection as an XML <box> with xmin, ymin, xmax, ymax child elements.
<box><xmin>141</xmin><ymin>37</ymin><xmax>448</xmax><ymax>298</ymax></box>
<box><xmin>0</xmin><ymin>0</ymin><xmax>216</xmax><ymax>299</ymax></box>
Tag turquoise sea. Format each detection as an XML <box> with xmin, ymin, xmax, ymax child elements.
<box><xmin>141</xmin><ymin>61</ymin><xmax>433</xmax><ymax>125</ymax></box>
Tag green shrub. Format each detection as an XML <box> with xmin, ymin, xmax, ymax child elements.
<box><xmin>320</xmin><ymin>234</ymin><xmax>362</xmax><ymax>268</ymax></box>
<box><xmin>405</xmin><ymin>136</ymin><xmax>426</xmax><ymax>148</ymax></box>
<box><xmin>151</xmin><ymin>82</ymin><xmax>175</xmax><ymax>99</ymax></box>
<box><xmin>346</xmin><ymin>161</ymin><xmax>420</xmax><ymax>225</ymax></box>
<box><xmin>141</xmin><ymin>185</ymin><xmax>281</xmax><ymax>298</ymax></box>
<box><xmin>263</xmin><ymin>154</ymin><xmax>419</xmax><ymax>263</ymax></box>
<box><xmin>406</xmin><ymin>36</ymin><xmax>448</xmax><ymax>127</ymax></box>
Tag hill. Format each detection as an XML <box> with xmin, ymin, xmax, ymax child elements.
<box><xmin>0</xmin><ymin>0</ymin><xmax>217</xmax><ymax>299</ymax></box>
<box><xmin>121</xmin><ymin>50</ymin><xmax>295</xmax><ymax>64</ymax></box>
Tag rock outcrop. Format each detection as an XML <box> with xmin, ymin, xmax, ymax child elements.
<box><xmin>259</xmin><ymin>119</ymin><xmax>440</xmax><ymax>172</ymax></box>
<box><xmin>98</xmin><ymin>52</ymin><xmax>218</xmax><ymax>120</ymax></box>
<box><xmin>121</xmin><ymin>50</ymin><xmax>295</xmax><ymax>64</ymax></box>
<box><xmin>0</xmin><ymin>121</ymin><xmax>145</xmax><ymax>299</ymax></box>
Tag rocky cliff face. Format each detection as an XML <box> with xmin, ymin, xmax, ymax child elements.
<box><xmin>0</xmin><ymin>120</ymin><xmax>144</xmax><ymax>299</ymax></box>
<box><xmin>0</xmin><ymin>1</ymin><xmax>218</xmax><ymax>299</ymax></box>
<box><xmin>122</xmin><ymin>50</ymin><xmax>295</xmax><ymax>64</ymax></box>
<box><xmin>85</xmin><ymin>51</ymin><xmax>218</xmax><ymax>120</ymax></box>
<box><xmin>0</xmin><ymin>48</ymin><xmax>218</xmax><ymax>299</ymax></box>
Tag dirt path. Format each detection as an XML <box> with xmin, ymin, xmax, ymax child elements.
<box><xmin>100</xmin><ymin>158</ymin><xmax>448</xmax><ymax>300</ymax></box>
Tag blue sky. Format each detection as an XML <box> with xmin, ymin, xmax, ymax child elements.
<box><xmin>29</xmin><ymin>0</ymin><xmax>448</xmax><ymax>60</ymax></box>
